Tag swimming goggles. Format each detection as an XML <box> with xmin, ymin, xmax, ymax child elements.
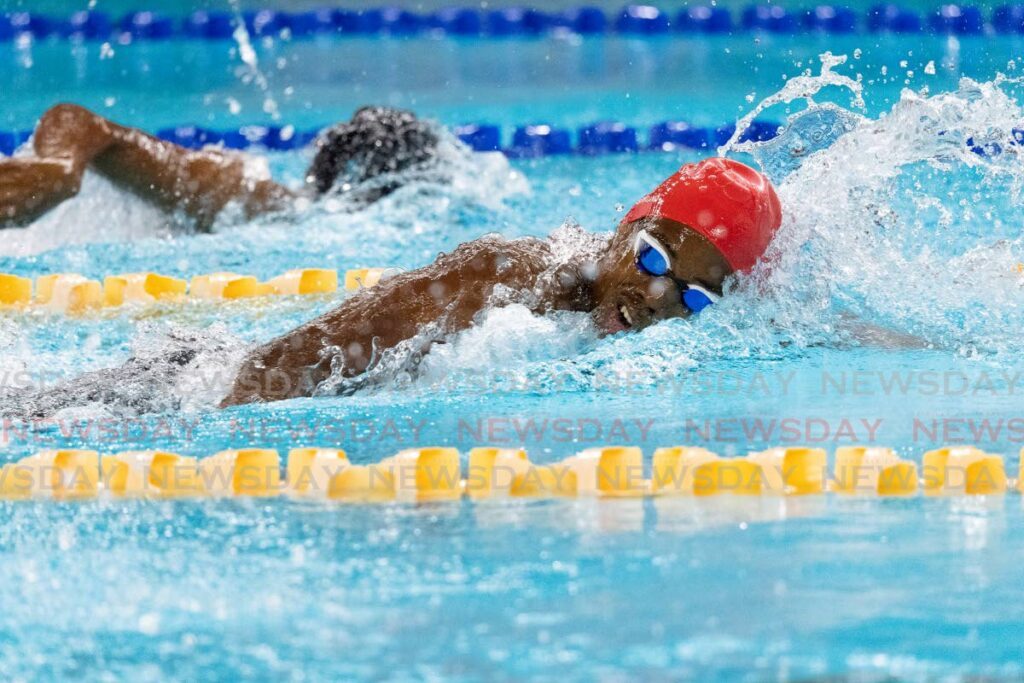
<box><xmin>633</xmin><ymin>229</ymin><xmax>719</xmax><ymax>314</ymax></box>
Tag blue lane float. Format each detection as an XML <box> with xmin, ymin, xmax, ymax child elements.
<box><xmin>2</xmin><ymin>117</ymin><xmax>1003</xmax><ymax>159</ymax></box>
<box><xmin>0</xmin><ymin>5</ymin><xmax>1010</xmax><ymax>42</ymax></box>
<box><xmin>183</xmin><ymin>11</ymin><xmax>236</xmax><ymax>39</ymax></box>
<box><xmin>803</xmin><ymin>6</ymin><xmax>858</xmax><ymax>32</ymax></box>
<box><xmin>555</xmin><ymin>7</ymin><xmax>608</xmax><ymax>34</ymax></box>
<box><xmin>649</xmin><ymin>121</ymin><xmax>713</xmax><ymax>150</ymax></box>
<box><xmin>455</xmin><ymin>124</ymin><xmax>502</xmax><ymax>152</ymax></box>
<box><xmin>507</xmin><ymin>125</ymin><xmax>574</xmax><ymax>158</ymax></box>
<box><xmin>0</xmin><ymin>131</ymin><xmax>32</xmax><ymax>157</ymax></box>
<box><xmin>0</xmin><ymin>118</ymin><xmax>780</xmax><ymax>157</ymax></box>
<box><xmin>378</xmin><ymin>8</ymin><xmax>421</xmax><ymax>35</ymax></box>
<box><xmin>155</xmin><ymin>126</ymin><xmax>217</xmax><ymax>149</ymax></box>
<box><xmin>64</xmin><ymin>11</ymin><xmax>113</xmax><ymax>39</ymax></box>
<box><xmin>291</xmin><ymin>9</ymin><xmax>342</xmax><ymax>37</ymax></box>
<box><xmin>153</xmin><ymin>125</ymin><xmax>319</xmax><ymax>151</ymax></box>
<box><xmin>135</xmin><ymin>118</ymin><xmax>781</xmax><ymax>156</ymax></box>
<box><xmin>993</xmin><ymin>4</ymin><xmax>1024</xmax><ymax>32</ymax></box>
<box><xmin>335</xmin><ymin>9</ymin><xmax>384</xmax><ymax>34</ymax></box>
<box><xmin>676</xmin><ymin>6</ymin><xmax>733</xmax><ymax>33</ymax></box>
<box><xmin>578</xmin><ymin>122</ymin><xmax>639</xmax><ymax>154</ymax></box>
<box><xmin>867</xmin><ymin>3</ymin><xmax>924</xmax><ymax>31</ymax></box>
<box><xmin>929</xmin><ymin>4</ymin><xmax>984</xmax><ymax>33</ymax></box>
<box><xmin>430</xmin><ymin>8</ymin><xmax>484</xmax><ymax>36</ymax></box>
<box><xmin>743</xmin><ymin>5</ymin><xmax>799</xmax><ymax>32</ymax></box>
<box><xmin>120</xmin><ymin>12</ymin><xmax>175</xmax><ymax>40</ymax></box>
<box><xmin>616</xmin><ymin>5</ymin><xmax>672</xmax><ymax>34</ymax></box>
<box><xmin>243</xmin><ymin>9</ymin><xmax>288</xmax><ymax>37</ymax></box>
<box><xmin>3</xmin><ymin>12</ymin><xmax>54</xmax><ymax>39</ymax></box>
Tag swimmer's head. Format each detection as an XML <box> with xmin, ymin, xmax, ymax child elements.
<box><xmin>307</xmin><ymin>106</ymin><xmax>439</xmax><ymax>196</ymax></box>
<box><xmin>591</xmin><ymin>157</ymin><xmax>782</xmax><ymax>335</ymax></box>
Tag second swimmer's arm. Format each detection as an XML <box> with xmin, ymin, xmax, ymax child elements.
<box><xmin>220</xmin><ymin>238</ymin><xmax>547</xmax><ymax>406</ymax></box>
<box><xmin>0</xmin><ymin>104</ymin><xmax>296</xmax><ymax>231</ymax></box>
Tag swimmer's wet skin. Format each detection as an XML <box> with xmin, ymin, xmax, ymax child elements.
<box><xmin>221</xmin><ymin>158</ymin><xmax>782</xmax><ymax>406</ymax></box>
<box><xmin>0</xmin><ymin>104</ymin><xmax>440</xmax><ymax>230</ymax></box>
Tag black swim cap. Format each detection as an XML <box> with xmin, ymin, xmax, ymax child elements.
<box><xmin>307</xmin><ymin>106</ymin><xmax>439</xmax><ymax>196</ymax></box>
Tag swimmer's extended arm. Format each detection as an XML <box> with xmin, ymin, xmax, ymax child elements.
<box><xmin>221</xmin><ymin>238</ymin><xmax>551</xmax><ymax>406</ymax></box>
<box><xmin>0</xmin><ymin>103</ymin><xmax>294</xmax><ymax>230</ymax></box>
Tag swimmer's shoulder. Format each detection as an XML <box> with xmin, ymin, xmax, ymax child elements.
<box><xmin>434</xmin><ymin>233</ymin><xmax>554</xmax><ymax>276</ymax></box>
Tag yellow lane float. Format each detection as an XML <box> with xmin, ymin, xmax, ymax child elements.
<box><xmin>327</xmin><ymin>464</ymin><xmax>396</xmax><ymax>502</ymax></box>
<box><xmin>922</xmin><ymin>446</ymin><xmax>1006</xmax><ymax>495</ymax></box>
<box><xmin>746</xmin><ymin>447</ymin><xmax>827</xmax><ymax>495</ymax></box>
<box><xmin>466</xmin><ymin>447</ymin><xmax>530</xmax><ymax>498</ymax></box>
<box><xmin>199</xmin><ymin>448</ymin><xmax>281</xmax><ymax>497</ymax></box>
<box><xmin>510</xmin><ymin>463</ymin><xmax>576</xmax><ymax>497</ymax></box>
<box><xmin>1019</xmin><ymin>448</ymin><xmax>1024</xmax><ymax>494</ymax></box>
<box><xmin>1</xmin><ymin>445</ymin><xmax>1021</xmax><ymax>503</ymax></box>
<box><xmin>380</xmin><ymin>447</ymin><xmax>462</xmax><ymax>501</ymax></box>
<box><xmin>2</xmin><ymin>449</ymin><xmax>99</xmax><ymax>499</ymax></box>
<box><xmin>103</xmin><ymin>273</ymin><xmax>187</xmax><ymax>306</ymax></box>
<box><xmin>0</xmin><ymin>274</ymin><xmax>31</xmax><ymax>307</ymax></box>
<box><xmin>344</xmin><ymin>267</ymin><xmax>390</xmax><ymax>291</ymax></box>
<box><xmin>100</xmin><ymin>451</ymin><xmax>204</xmax><ymax>497</ymax></box>
<box><xmin>266</xmin><ymin>268</ymin><xmax>338</xmax><ymax>296</ymax></box>
<box><xmin>286</xmin><ymin>447</ymin><xmax>349</xmax><ymax>496</ymax></box>
<box><xmin>36</xmin><ymin>273</ymin><xmax>103</xmax><ymax>314</ymax></box>
<box><xmin>189</xmin><ymin>272</ymin><xmax>263</xmax><ymax>300</ymax></box>
<box><xmin>0</xmin><ymin>267</ymin><xmax>393</xmax><ymax>316</ymax></box>
<box><xmin>557</xmin><ymin>446</ymin><xmax>646</xmax><ymax>496</ymax></box>
<box><xmin>651</xmin><ymin>447</ymin><xmax>762</xmax><ymax>496</ymax></box>
<box><xmin>833</xmin><ymin>446</ymin><xmax>918</xmax><ymax>495</ymax></box>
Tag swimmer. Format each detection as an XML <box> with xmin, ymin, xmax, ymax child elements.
<box><xmin>7</xmin><ymin>157</ymin><xmax>782</xmax><ymax>417</ymax></box>
<box><xmin>0</xmin><ymin>103</ymin><xmax>441</xmax><ymax>230</ymax></box>
<box><xmin>221</xmin><ymin>157</ymin><xmax>781</xmax><ymax>405</ymax></box>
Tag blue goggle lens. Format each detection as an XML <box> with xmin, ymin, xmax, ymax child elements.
<box><xmin>682</xmin><ymin>287</ymin><xmax>715</xmax><ymax>313</ymax></box>
<box><xmin>635</xmin><ymin>230</ymin><xmax>717</xmax><ymax>315</ymax></box>
<box><xmin>636</xmin><ymin>243</ymin><xmax>670</xmax><ymax>277</ymax></box>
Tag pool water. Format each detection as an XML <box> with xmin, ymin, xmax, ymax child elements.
<box><xmin>1</xmin><ymin>24</ymin><xmax>1024</xmax><ymax>681</ymax></box>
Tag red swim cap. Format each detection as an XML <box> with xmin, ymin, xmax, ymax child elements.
<box><xmin>622</xmin><ymin>157</ymin><xmax>782</xmax><ymax>272</ymax></box>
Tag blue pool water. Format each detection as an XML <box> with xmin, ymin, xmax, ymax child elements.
<box><xmin>2</xmin><ymin>21</ymin><xmax>1024</xmax><ymax>680</ymax></box>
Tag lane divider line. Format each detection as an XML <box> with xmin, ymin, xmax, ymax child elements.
<box><xmin>0</xmin><ymin>118</ymin><xmax>783</xmax><ymax>157</ymax></box>
<box><xmin>0</xmin><ymin>444</ymin><xmax>1017</xmax><ymax>502</ymax></box>
<box><xmin>0</xmin><ymin>5</ymin><xmax>1011</xmax><ymax>44</ymax></box>
<box><xmin>4</xmin><ymin>117</ymin><xmax>1014</xmax><ymax>160</ymax></box>
<box><xmin>0</xmin><ymin>268</ymin><xmax>391</xmax><ymax>315</ymax></box>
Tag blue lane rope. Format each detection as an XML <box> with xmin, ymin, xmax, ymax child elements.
<box><xmin>0</xmin><ymin>119</ymin><xmax>785</xmax><ymax>158</ymax></box>
<box><xmin>0</xmin><ymin>5</ymin><xmax>1021</xmax><ymax>42</ymax></box>
<box><xmin>1</xmin><ymin>118</ymin><xmax>1012</xmax><ymax>158</ymax></box>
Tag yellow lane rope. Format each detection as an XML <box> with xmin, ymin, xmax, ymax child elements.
<box><xmin>0</xmin><ymin>445</ymin><xmax>1015</xmax><ymax>502</ymax></box>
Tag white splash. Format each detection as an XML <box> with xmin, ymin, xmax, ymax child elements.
<box><xmin>739</xmin><ymin>66</ymin><xmax>1024</xmax><ymax>354</ymax></box>
<box><xmin>720</xmin><ymin>52</ymin><xmax>864</xmax><ymax>157</ymax></box>
<box><xmin>227</xmin><ymin>1</ymin><xmax>280</xmax><ymax>121</ymax></box>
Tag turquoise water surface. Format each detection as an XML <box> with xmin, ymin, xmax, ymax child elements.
<box><xmin>1</xmin><ymin>24</ymin><xmax>1024</xmax><ymax>681</ymax></box>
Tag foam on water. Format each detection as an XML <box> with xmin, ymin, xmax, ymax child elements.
<box><xmin>1</xmin><ymin>173</ymin><xmax>178</xmax><ymax>257</ymax></box>
<box><xmin>746</xmin><ymin>71</ymin><xmax>1024</xmax><ymax>355</ymax></box>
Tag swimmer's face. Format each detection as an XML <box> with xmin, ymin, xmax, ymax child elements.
<box><xmin>590</xmin><ymin>216</ymin><xmax>733</xmax><ymax>335</ymax></box>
